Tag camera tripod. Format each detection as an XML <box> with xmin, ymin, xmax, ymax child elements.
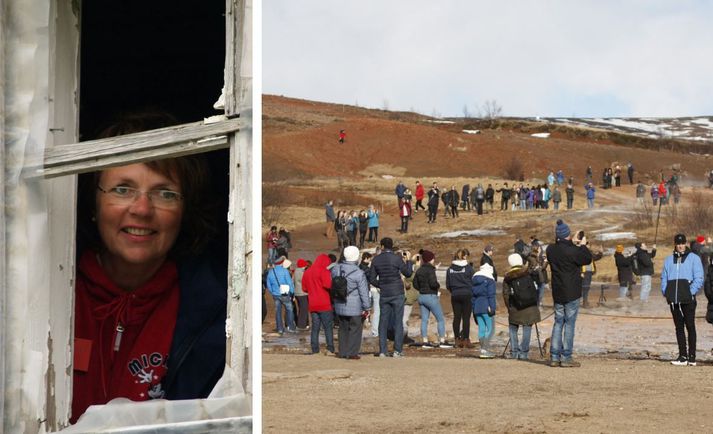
<box><xmin>598</xmin><ymin>284</ymin><xmax>608</xmax><ymax>305</ymax></box>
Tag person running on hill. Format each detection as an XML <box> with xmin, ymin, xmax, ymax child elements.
<box><xmin>338</xmin><ymin>129</ymin><xmax>346</xmax><ymax>143</ymax></box>
<box><xmin>427</xmin><ymin>183</ymin><xmax>440</xmax><ymax>223</ymax></box>
<box><xmin>447</xmin><ymin>248</ymin><xmax>475</xmax><ymax>348</ymax></box>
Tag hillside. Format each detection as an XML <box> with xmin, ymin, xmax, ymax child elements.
<box><xmin>263</xmin><ymin>94</ymin><xmax>713</xmax><ymax>183</ymax></box>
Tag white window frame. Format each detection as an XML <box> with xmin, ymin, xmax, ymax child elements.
<box><xmin>1</xmin><ymin>0</ymin><xmax>252</xmax><ymax>431</ymax></box>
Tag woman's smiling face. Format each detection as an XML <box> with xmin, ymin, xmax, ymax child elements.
<box><xmin>96</xmin><ymin>163</ymin><xmax>183</xmax><ymax>272</ymax></box>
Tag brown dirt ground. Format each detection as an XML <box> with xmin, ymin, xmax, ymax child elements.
<box><xmin>262</xmin><ymin>95</ymin><xmax>713</xmax><ymax>433</ymax></box>
<box><xmin>263</xmin><ymin>354</ymin><xmax>713</xmax><ymax>433</ymax></box>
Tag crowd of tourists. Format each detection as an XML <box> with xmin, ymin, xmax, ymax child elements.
<box><xmin>263</xmin><ymin>218</ymin><xmax>713</xmax><ymax>367</ymax></box>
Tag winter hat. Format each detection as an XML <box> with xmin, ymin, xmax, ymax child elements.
<box><xmin>343</xmin><ymin>246</ymin><xmax>360</xmax><ymax>262</ymax></box>
<box><xmin>274</xmin><ymin>256</ymin><xmax>286</xmax><ymax>265</ymax></box>
<box><xmin>296</xmin><ymin>258</ymin><xmax>308</xmax><ymax>268</ymax></box>
<box><xmin>555</xmin><ymin>219</ymin><xmax>571</xmax><ymax>239</ymax></box>
<box><xmin>696</xmin><ymin>235</ymin><xmax>706</xmax><ymax>244</ymax></box>
<box><xmin>476</xmin><ymin>263</ymin><xmax>494</xmax><ymax>280</ymax></box>
<box><xmin>421</xmin><ymin>250</ymin><xmax>435</xmax><ymax>263</ymax></box>
<box><xmin>674</xmin><ymin>233</ymin><xmax>687</xmax><ymax>245</ymax></box>
<box><xmin>508</xmin><ymin>253</ymin><xmax>523</xmax><ymax>267</ymax></box>
<box><xmin>615</xmin><ymin>245</ymin><xmax>624</xmax><ymax>253</ymax></box>
<box><xmin>282</xmin><ymin>259</ymin><xmax>292</xmax><ymax>269</ymax></box>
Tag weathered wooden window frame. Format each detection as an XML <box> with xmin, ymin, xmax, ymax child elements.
<box><xmin>5</xmin><ymin>0</ymin><xmax>252</xmax><ymax>431</ymax></box>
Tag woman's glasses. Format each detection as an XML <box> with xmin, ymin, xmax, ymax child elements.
<box><xmin>97</xmin><ymin>185</ymin><xmax>183</xmax><ymax>209</ymax></box>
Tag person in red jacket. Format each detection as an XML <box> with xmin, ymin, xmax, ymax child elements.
<box><xmin>302</xmin><ymin>254</ymin><xmax>334</xmax><ymax>354</ymax></box>
<box><xmin>414</xmin><ymin>180</ymin><xmax>426</xmax><ymax>212</ymax></box>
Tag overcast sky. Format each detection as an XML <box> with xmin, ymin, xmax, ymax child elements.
<box><xmin>263</xmin><ymin>1</ymin><xmax>713</xmax><ymax>118</ymax></box>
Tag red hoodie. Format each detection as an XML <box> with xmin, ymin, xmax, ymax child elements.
<box><xmin>72</xmin><ymin>250</ymin><xmax>179</xmax><ymax>423</ymax></box>
<box><xmin>302</xmin><ymin>254</ymin><xmax>333</xmax><ymax>312</ymax></box>
<box><xmin>415</xmin><ymin>183</ymin><xmax>425</xmax><ymax>200</ymax></box>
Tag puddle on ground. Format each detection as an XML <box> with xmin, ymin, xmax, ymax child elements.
<box><xmin>437</xmin><ymin>229</ymin><xmax>507</xmax><ymax>238</ymax></box>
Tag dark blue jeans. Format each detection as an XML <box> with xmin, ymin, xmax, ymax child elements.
<box><xmin>379</xmin><ymin>294</ymin><xmax>405</xmax><ymax>354</ymax></box>
<box><xmin>310</xmin><ymin>311</ymin><xmax>335</xmax><ymax>353</ymax></box>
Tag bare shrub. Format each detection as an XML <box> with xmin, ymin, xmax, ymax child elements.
<box><xmin>262</xmin><ymin>185</ymin><xmax>287</xmax><ymax>227</ymax></box>
<box><xmin>666</xmin><ymin>192</ymin><xmax>713</xmax><ymax>236</ymax></box>
<box><xmin>503</xmin><ymin>157</ymin><xmax>524</xmax><ymax>181</ymax></box>
<box><xmin>627</xmin><ymin>201</ymin><xmax>654</xmax><ymax>229</ymax></box>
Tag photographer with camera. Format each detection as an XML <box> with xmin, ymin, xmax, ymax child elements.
<box><xmin>368</xmin><ymin>238</ymin><xmax>414</xmax><ymax>358</ymax></box>
<box><xmin>546</xmin><ymin>220</ymin><xmax>592</xmax><ymax>367</ymax></box>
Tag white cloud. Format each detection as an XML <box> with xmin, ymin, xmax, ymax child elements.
<box><xmin>264</xmin><ymin>1</ymin><xmax>713</xmax><ymax>117</ymax></box>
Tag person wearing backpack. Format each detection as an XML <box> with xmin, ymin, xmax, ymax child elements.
<box><xmin>634</xmin><ymin>242</ymin><xmax>657</xmax><ymax>301</ymax></box>
<box><xmin>446</xmin><ymin>248</ymin><xmax>475</xmax><ymax>348</ymax></box>
<box><xmin>546</xmin><ymin>220</ymin><xmax>592</xmax><ymax>367</ymax></box>
<box><xmin>413</xmin><ymin>250</ymin><xmax>446</xmax><ymax>346</ymax></box>
<box><xmin>302</xmin><ymin>253</ymin><xmax>335</xmax><ymax>354</ymax></box>
<box><xmin>503</xmin><ymin>253</ymin><xmax>541</xmax><ymax>360</ymax></box>
<box><xmin>472</xmin><ymin>263</ymin><xmax>497</xmax><ymax>358</ymax></box>
<box><xmin>661</xmin><ymin>234</ymin><xmax>704</xmax><ymax>366</ymax></box>
<box><xmin>368</xmin><ymin>237</ymin><xmax>414</xmax><ymax>357</ymax></box>
<box><xmin>614</xmin><ymin>245</ymin><xmax>635</xmax><ymax>300</ymax></box>
<box><xmin>331</xmin><ymin>246</ymin><xmax>371</xmax><ymax>359</ymax></box>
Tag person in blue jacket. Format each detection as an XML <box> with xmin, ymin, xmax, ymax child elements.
<box><xmin>367</xmin><ymin>204</ymin><xmax>380</xmax><ymax>243</ymax></box>
<box><xmin>661</xmin><ymin>233</ymin><xmax>704</xmax><ymax>366</ymax></box>
<box><xmin>471</xmin><ymin>263</ymin><xmax>496</xmax><ymax>358</ymax></box>
<box><xmin>266</xmin><ymin>257</ymin><xmax>296</xmax><ymax>334</ymax></box>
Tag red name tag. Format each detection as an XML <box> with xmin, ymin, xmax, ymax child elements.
<box><xmin>74</xmin><ymin>338</ymin><xmax>92</xmax><ymax>372</ymax></box>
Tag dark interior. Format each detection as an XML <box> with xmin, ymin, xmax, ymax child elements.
<box><xmin>78</xmin><ymin>0</ymin><xmax>229</xmax><ymax>260</ymax></box>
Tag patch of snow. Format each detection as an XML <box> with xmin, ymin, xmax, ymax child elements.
<box><xmin>437</xmin><ymin>229</ymin><xmax>507</xmax><ymax>238</ymax></box>
<box><xmin>381</xmin><ymin>175</ymin><xmax>394</xmax><ymax>180</ymax></box>
<box><xmin>427</xmin><ymin>120</ymin><xmax>455</xmax><ymax>124</ymax></box>
<box><xmin>462</xmin><ymin>129</ymin><xmax>481</xmax><ymax>134</ymax></box>
<box><xmin>595</xmin><ymin>232</ymin><xmax>637</xmax><ymax>241</ymax></box>
<box><xmin>531</xmin><ymin>132</ymin><xmax>550</xmax><ymax>138</ymax></box>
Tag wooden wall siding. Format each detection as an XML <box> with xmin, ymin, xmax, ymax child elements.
<box><xmin>225</xmin><ymin>0</ymin><xmax>252</xmax><ymax>393</ymax></box>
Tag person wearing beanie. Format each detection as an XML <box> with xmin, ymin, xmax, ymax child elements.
<box><xmin>614</xmin><ymin>245</ymin><xmax>635</xmax><ymax>300</ymax></box>
<box><xmin>546</xmin><ymin>220</ymin><xmax>592</xmax><ymax>367</ymax></box>
<box><xmin>471</xmin><ymin>263</ymin><xmax>497</xmax><ymax>358</ymax></box>
<box><xmin>446</xmin><ymin>248</ymin><xmax>476</xmax><ymax>348</ymax></box>
<box><xmin>331</xmin><ymin>246</ymin><xmax>371</xmax><ymax>359</ymax></box>
<box><xmin>661</xmin><ymin>233</ymin><xmax>704</xmax><ymax>366</ymax></box>
<box><xmin>503</xmin><ymin>253</ymin><xmax>541</xmax><ymax>360</ymax></box>
<box><xmin>634</xmin><ymin>242</ymin><xmax>657</xmax><ymax>302</ymax></box>
<box><xmin>413</xmin><ymin>250</ymin><xmax>447</xmax><ymax>346</ymax></box>
<box><xmin>368</xmin><ymin>237</ymin><xmax>414</xmax><ymax>357</ymax></box>
<box><xmin>293</xmin><ymin>259</ymin><xmax>310</xmax><ymax>330</ymax></box>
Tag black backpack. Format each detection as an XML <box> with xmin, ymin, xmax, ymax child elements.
<box><xmin>508</xmin><ymin>274</ymin><xmax>538</xmax><ymax>310</ymax></box>
<box><xmin>632</xmin><ymin>254</ymin><xmax>641</xmax><ymax>276</ymax></box>
<box><xmin>331</xmin><ymin>267</ymin><xmax>358</xmax><ymax>302</ymax></box>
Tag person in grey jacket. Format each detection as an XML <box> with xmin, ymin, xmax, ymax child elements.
<box><xmin>332</xmin><ymin>246</ymin><xmax>371</xmax><ymax>360</ymax></box>
<box><xmin>369</xmin><ymin>237</ymin><xmax>414</xmax><ymax>357</ymax></box>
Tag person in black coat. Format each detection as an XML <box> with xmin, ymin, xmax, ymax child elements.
<box><xmin>635</xmin><ymin>242</ymin><xmax>656</xmax><ymax>301</ymax></box>
<box><xmin>446</xmin><ymin>248</ymin><xmax>475</xmax><ymax>348</ymax></box>
<box><xmin>427</xmin><ymin>183</ymin><xmax>440</xmax><ymax>224</ymax></box>
<box><xmin>614</xmin><ymin>245</ymin><xmax>634</xmax><ymax>299</ymax></box>
<box><xmin>546</xmin><ymin>220</ymin><xmax>592</xmax><ymax>367</ymax></box>
<box><xmin>461</xmin><ymin>184</ymin><xmax>471</xmax><ymax>211</ymax></box>
<box><xmin>448</xmin><ymin>186</ymin><xmax>460</xmax><ymax>218</ymax></box>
